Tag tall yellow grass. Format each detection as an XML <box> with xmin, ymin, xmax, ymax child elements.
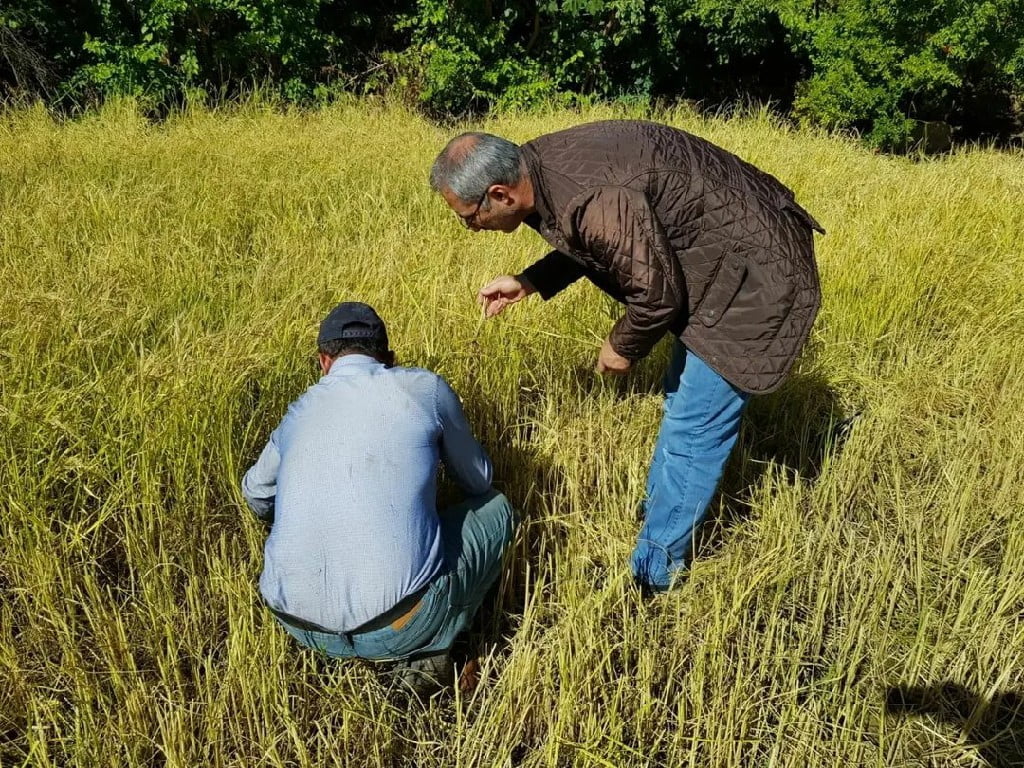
<box><xmin>1</xmin><ymin>98</ymin><xmax>1023</xmax><ymax>767</ymax></box>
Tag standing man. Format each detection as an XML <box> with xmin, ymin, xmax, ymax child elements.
<box><xmin>242</xmin><ymin>301</ymin><xmax>516</xmax><ymax>694</ymax></box>
<box><xmin>429</xmin><ymin>120</ymin><xmax>823</xmax><ymax>592</ymax></box>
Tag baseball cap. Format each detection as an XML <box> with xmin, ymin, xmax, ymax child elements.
<box><xmin>317</xmin><ymin>302</ymin><xmax>389</xmax><ymax>348</ymax></box>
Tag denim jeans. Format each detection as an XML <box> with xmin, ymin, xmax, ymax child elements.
<box><xmin>631</xmin><ymin>341</ymin><xmax>750</xmax><ymax>589</ymax></box>
<box><xmin>277</xmin><ymin>490</ymin><xmax>516</xmax><ymax>660</ymax></box>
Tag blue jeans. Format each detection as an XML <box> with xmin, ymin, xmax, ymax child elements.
<box><xmin>631</xmin><ymin>342</ymin><xmax>750</xmax><ymax>589</ymax></box>
<box><xmin>278</xmin><ymin>491</ymin><xmax>516</xmax><ymax>660</ymax></box>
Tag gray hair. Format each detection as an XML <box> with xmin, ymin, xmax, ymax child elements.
<box><xmin>429</xmin><ymin>132</ymin><xmax>523</xmax><ymax>204</ymax></box>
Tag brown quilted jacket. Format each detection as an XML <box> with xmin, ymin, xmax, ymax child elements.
<box><xmin>519</xmin><ymin>120</ymin><xmax>823</xmax><ymax>394</ymax></box>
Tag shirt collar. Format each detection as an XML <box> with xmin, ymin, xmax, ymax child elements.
<box><xmin>325</xmin><ymin>354</ymin><xmax>384</xmax><ymax>377</ymax></box>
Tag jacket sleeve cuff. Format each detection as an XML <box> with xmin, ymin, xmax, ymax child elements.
<box><xmin>608</xmin><ymin>318</ymin><xmax>662</xmax><ymax>361</ymax></box>
<box><xmin>520</xmin><ymin>250</ymin><xmax>584</xmax><ymax>300</ymax></box>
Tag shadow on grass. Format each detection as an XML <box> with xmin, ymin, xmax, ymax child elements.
<box><xmin>448</xmin><ymin>346</ymin><xmax>856</xmax><ymax>661</ymax></box>
<box><xmin>442</xmin><ymin>386</ymin><xmax>570</xmax><ymax>676</ymax></box>
<box><xmin>693</xmin><ymin>364</ymin><xmax>856</xmax><ymax>561</ymax></box>
<box><xmin>886</xmin><ymin>683</ymin><xmax>1024</xmax><ymax>768</ymax></box>
<box><xmin>562</xmin><ymin>342</ymin><xmax>854</xmax><ymax>492</ymax></box>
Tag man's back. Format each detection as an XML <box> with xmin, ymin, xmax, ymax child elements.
<box><xmin>522</xmin><ymin>120</ymin><xmax>804</xmax><ymax>220</ymax></box>
<box><xmin>246</xmin><ymin>355</ymin><xmax>491</xmax><ymax>633</ymax></box>
<box><xmin>519</xmin><ymin>119</ymin><xmax>822</xmax><ymax>393</ymax></box>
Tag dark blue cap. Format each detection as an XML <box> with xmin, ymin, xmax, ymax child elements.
<box><xmin>317</xmin><ymin>302</ymin><xmax>389</xmax><ymax>348</ymax></box>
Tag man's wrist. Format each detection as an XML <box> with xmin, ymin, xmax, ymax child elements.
<box><xmin>515</xmin><ymin>273</ymin><xmax>537</xmax><ymax>295</ymax></box>
<box><xmin>606</xmin><ymin>336</ymin><xmax>629</xmax><ymax>360</ymax></box>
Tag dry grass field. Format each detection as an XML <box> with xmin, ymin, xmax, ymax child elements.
<box><xmin>1</xmin><ymin>99</ymin><xmax>1023</xmax><ymax>767</ymax></box>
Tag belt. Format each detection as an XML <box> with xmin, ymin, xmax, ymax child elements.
<box><xmin>268</xmin><ymin>584</ymin><xmax>429</xmax><ymax>637</ymax></box>
<box><xmin>351</xmin><ymin>584</ymin><xmax>429</xmax><ymax>633</ymax></box>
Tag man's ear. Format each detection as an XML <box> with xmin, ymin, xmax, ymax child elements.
<box><xmin>318</xmin><ymin>351</ymin><xmax>334</xmax><ymax>375</ymax></box>
<box><xmin>488</xmin><ymin>184</ymin><xmax>514</xmax><ymax>205</ymax></box>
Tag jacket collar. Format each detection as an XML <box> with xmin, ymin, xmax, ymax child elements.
<box><xmin>521</xmin><ymin>143</ymin><xmax>558</xmax><ymax>232</ymax></box>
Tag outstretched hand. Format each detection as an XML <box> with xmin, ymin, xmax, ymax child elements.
<box><xmin>477</xmin><ymin>274</ymin><xmax>536</xmax><ymax>317</ymax></box>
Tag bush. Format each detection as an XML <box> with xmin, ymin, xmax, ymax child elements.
<box><xmin>2</xmin><ymin>0</ymin><xmax>402</xmax><ymax>106</ymax></box>
<box><xmin>389</xmin><ymin>0</ymin><xmax>809</xmax><ymax>116</ymax></box>
<box><xmin>1</xmin><ymin>0</ymin><xmax>1022</xmax><ymax>148</ymax></box>
<box><xmin>387</xmin><ymin>0</ymin><xmax>657</xmax><ymax>115</ymax></box>
<box><xmin>793</xmin><ymin>0</ymin><xmax>1024</xmax><ymax>149</ymax></box>
<box><xmin>0</xmin><ymin>0</ymin><xmax>99</xmax><ymax>99</ymax></box>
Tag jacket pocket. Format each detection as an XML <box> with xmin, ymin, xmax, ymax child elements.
<box><xmin>694</xmin><ymin>251</ymin><xmax>747</xmax><ymax>327</ymax></box>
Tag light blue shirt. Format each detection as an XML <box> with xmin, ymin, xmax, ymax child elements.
<box><xmin>242</xmin><ymin>355</ymin><xmax>493</xmax><ymax>633</ymax></box>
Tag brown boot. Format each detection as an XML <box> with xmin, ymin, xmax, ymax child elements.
<box><xmin>388</xmin><ymin>651</ymin><xmax>454</xmax><ymax>699</ymax></box>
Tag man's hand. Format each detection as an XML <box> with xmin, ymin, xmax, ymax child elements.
<box><xmin>477</xmin><ymin>274</ymin><xmax>536</xmax><ymax>318</ymax></box>
<box><xmin>597</xmin><ymin>337</ymin><xmax>633</xmax><ymax>376</ymax></box>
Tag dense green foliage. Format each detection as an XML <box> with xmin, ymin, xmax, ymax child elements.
<box><xmin>795</xmin><ymin>0</ymin><xmax>1024</xmax><ymax>148</ymax></box>
<box><xmin>0</xmin><ymin>0</ymin><xmax>402</xmax><ymax>104</ymax></box>
<box><xmin>1</xmin><ymin>2</ymin><xmax>1022</xmax><ymax>145</ymax></box>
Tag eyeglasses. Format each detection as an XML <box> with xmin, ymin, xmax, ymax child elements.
<box><xmin>458</xmin><ymin>190</ymin><xmax>489</xmax><ymax>229</ymax></box>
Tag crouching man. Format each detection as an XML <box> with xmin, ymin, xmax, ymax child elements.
<box><xmin>241</xmin><ymin>301</ymin><xmax>516</xmax><ymax>695</ymax></box>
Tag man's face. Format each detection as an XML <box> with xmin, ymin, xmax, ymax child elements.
<box><xmin>441</xmin><ymin>187</ymin><xmax>526</xmax><ymax>233</ymax></box>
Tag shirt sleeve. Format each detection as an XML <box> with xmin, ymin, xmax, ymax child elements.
<box><xmin>242</xmin><ymin>430</ymin><xmax>280</xmax><ymax>523</ymax></box>
<box><xmin>520</xmin><ymin>249</ymin><xmax>585</xmax><ymax>300</ymax></box>
<box><xmin>576</xmin><ymin>186</ymin><xmax>687</xmax><ymax>361</ymax></box>
<box><xmin>436</xmin><ymin>377</ymin><xmax>493</xmax><ymax>497</ymax></box>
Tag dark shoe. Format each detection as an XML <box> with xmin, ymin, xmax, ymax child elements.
<box><xmin>388</xmin><ymin>651</ymin><xmax>454</xmax><ymax>699</ymax></box>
